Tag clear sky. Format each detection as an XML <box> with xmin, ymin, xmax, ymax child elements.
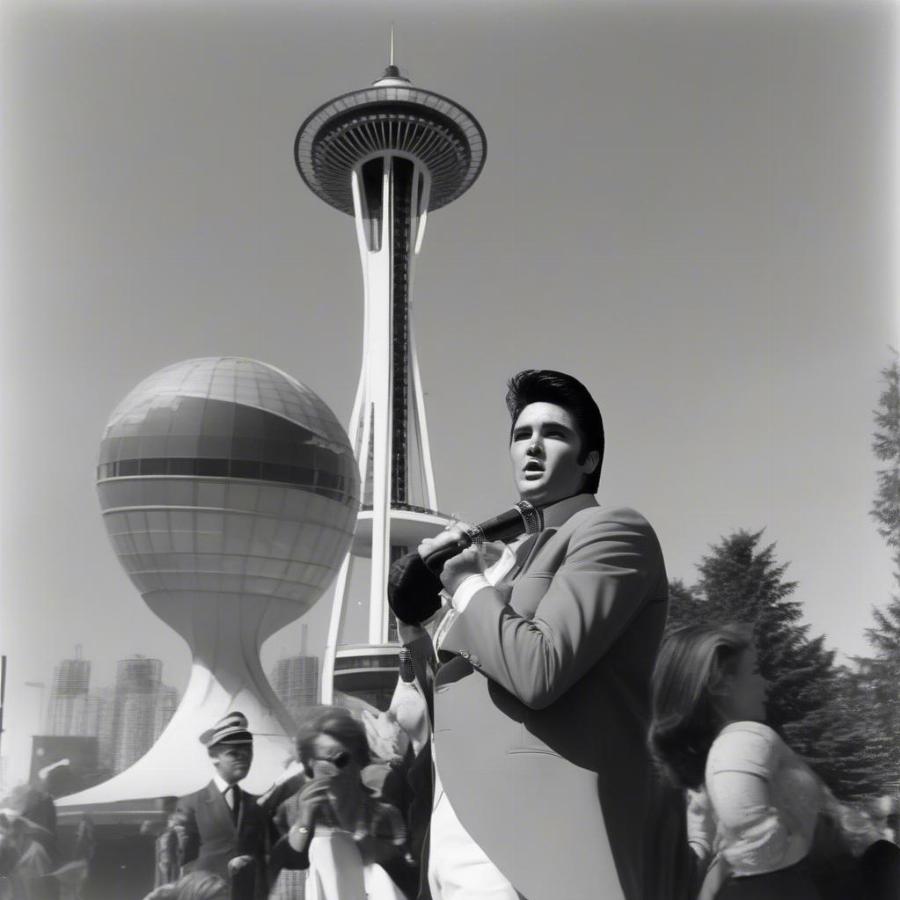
<box><xmin>1</xmin><ymin>0</ymin><xmax>896</xmax><ymax>788</ymax></box>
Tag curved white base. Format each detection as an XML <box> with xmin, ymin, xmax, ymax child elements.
<box><xmin>58</xmin><ymin>657</ymin><xmax>296</xmax><ymax>806</ymax></box>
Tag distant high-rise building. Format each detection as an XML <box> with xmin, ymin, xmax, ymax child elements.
<box><xmin>269</xmin><ymin>626</ymin><xmax>320</xmax><ymax>727</ymax></box>
<box><xmin>46</xmin><ymin>652</ymin><xmax>180</xmax><ymax>773</ymax></box>
<box><xmin>108</xmin><ymin>657</ymin><xmax>179</xmax><ymax>772</ymax></box>
<box><xmin>46</xmin><ymin>653</ymin><xmax>91</xmax><ymax>736</ymax></box>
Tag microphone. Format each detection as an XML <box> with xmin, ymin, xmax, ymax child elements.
<box><xmin>423</xmin><ymin>501</ymin><xmax>544</xmax><ymax>574</ymax></box>
<box><xmin>387</xmin><ymin>501</ymin><xmax>544</xmax><ymax>626</ymax></box>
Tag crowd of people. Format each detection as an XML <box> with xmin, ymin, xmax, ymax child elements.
<box><xmin>0</xmin><ymin>770</ymin><xmax>94</xmax><ymax>900</ymax></box>
<box><xmin>8</xmin><ymin>369</ymin><xmax>900</xmax><ymax>900</ymax></box>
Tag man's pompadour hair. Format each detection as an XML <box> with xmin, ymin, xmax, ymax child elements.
<box><xmin>505</xmin><ymin>369</ymin><xmax>604</xmax><ymax>493</ymax></box>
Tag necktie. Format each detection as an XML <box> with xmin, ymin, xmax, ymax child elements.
<box><xmin>228</xmin><ymin>785</ymin><xmax>241</xmax><ymax>824</ymax></box>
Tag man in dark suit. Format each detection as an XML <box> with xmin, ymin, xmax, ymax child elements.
<box><xmin>176</xmin><ymin>712</ymin><xmax>271</xmax><ymax>900</ymax></box>
<box><xmin>398</xmin><ymin>370</ymin><xmax>695</xmax><ymax>900</ymax></box>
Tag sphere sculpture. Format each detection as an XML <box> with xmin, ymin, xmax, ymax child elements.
<box><xmin>64</xmin><ymin>358</ymin><xmax>359</xmax><ymax>802</ymax></box>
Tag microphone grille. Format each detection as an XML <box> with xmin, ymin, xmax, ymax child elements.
<box><xmin>515</xmin><ymin>501</ymin><xmax>544</xmax><ymax>534</ymax></box>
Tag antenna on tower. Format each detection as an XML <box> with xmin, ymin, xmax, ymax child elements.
<box><xmin>389</xmin><ymin>24</ymin><xmax>395</xmax><ymax>67</ymax></box>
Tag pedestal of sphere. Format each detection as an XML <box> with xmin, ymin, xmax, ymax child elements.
<box><xmin>60</xmin><ymin>358</ymin><xmax>359</xmax><ymax>805</ymax></box>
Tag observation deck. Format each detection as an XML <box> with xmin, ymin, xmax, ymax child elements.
<box><xmin>294</xmin><ymin>66</ymin><xmax>486</xmax><ymax>215</ymax></box>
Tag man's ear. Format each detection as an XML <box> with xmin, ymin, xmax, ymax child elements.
<box><xmin>581</xmin><ymin>449</ymin><xmax>600</xmax><ymax>475</ymax></box>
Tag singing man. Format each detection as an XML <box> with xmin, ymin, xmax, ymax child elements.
<box><xmin>399</xmin><ymin>369</ymin><xmax>694</xmax><ymax>900</ymax></box>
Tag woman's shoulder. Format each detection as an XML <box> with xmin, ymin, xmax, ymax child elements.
<box><xmin>707</xmin><ymin>721</ymin><xmax>785</xmax><ymax>779</ymax></box>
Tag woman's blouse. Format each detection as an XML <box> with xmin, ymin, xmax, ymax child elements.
<box><xmin>705</xmin><ymin>721</ymin><xmax>823</xmax><ymax>876</ymax></box>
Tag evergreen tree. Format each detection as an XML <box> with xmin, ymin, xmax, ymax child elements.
<box><xmin>666</xmin><ymin>578</ymin><xmax>705</xmax><ymax>631</ymax></box>
<box><xmin>870</xmin><ymin>351</ymin><xmax>900</xmax><ymax>551</ymax></box>
<box><xmin>858</xmin><ymin>352</ymin><xmax>900</xmax><ymax>783</ymax></box>
<box><xmin>671</xmin><ymin>530</ymin><xmax>885</xmax><ymax>797</ymax></box>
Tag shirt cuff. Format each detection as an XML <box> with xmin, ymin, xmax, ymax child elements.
<box><xmin>451</xmin><ymin>575</ymin><xmax>491</xmax><ymax>613</ymax></box>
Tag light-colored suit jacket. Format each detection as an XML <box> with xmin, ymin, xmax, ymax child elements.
<box><xmin>410</xmin><ymin>498</ymin><xmax>693</xmax><ymax>900</ymax></box>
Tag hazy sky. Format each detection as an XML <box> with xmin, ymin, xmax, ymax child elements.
<box><xmin>1</xmin><ymin>0</ymin><xmax>896</xmax><ymax>787</ymax></box>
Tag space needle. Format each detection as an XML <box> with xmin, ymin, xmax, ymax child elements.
<box><xmin>295</xmin><ymin>44</ymin><xmax>486</xmax><ymax>705</ymax></box>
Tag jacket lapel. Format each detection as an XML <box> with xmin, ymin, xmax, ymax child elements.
<box><xmin>512</xmin><ymin>528</ymin><xmax>557</xmax><ymax>579</ymax></box>
<box><xmin>204</xmin><ymin>780</ymin><xmax>236</xmax><ymax>835</ymax></box>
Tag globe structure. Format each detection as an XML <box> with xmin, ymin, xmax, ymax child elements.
<box><xmin>63</xmin><ymin>357</ymin><xmax>359</xmax><ymax>803</ymax></box>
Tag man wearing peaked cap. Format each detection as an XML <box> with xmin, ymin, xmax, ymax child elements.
<box><xmin>176</xmin><ymin>712</ymin><xmax>273</xmax><ymax>900</ymax></box>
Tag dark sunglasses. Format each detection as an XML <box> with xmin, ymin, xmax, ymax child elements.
<box><xmin>311</xmin><ymin>751</ymin><xmax>352</xmax><ymax>769</ymax></box>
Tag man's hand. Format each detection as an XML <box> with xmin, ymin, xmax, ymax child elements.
<box><xmin>397</xmin><ymin>620</ymin><xmax>428</xmax><ymax>646</ymax></box>
<box><xmin>227</xmin><ymin>854</ymin><xmax>254</xmax><ymax>874</ymax></box>
<box><xmin>418</xmin><ymin>524</ymin><xmax>485</xmax><ymax>596</ymax></box>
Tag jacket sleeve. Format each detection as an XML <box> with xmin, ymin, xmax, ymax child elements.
<box><xmin>174</xmin><ymin>796</ymin><xmax>200</xmax><ymax>868</ymax></box>
<box><xmin>439</xmin><ymin>510</ymin><xmax>664</xmax><ymax>709</ymax></box>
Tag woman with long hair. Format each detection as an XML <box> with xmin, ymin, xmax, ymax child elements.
<box><xmin>271</xmin><ymin>707</ymin><xmax>409</xmax><ymax>900</ymax></box>
<box><xmin>649</xmin><ymin>623</ymin><xmax>899</xmax><ymax>900</ymax></box>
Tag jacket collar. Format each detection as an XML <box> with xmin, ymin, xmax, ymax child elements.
<box><xmin>540</xmin><ymin>493</ymin><xmax>598</xmax><ymax>529</ymax></box>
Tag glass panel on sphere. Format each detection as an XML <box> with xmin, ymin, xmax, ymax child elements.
<box><xmin>169</xmin><ymin>509</ymin><xmax>193</xmax><ymax>533</ymax></box>
<box><xmin>219</xmin><ymin>554</ymin><xmax>244</xmax><ymax>576</ymax></box>
<box><xmin>197</xmin><ymin>482</ymin><xmax>227</xmax><ymax>508</ymax></box>
<box><xmin>145</xmin><ymin>509</ymin><xmax>168</xmax><ymax>532</ymax></box>
<box><xmin>142</xmin><ymin>405</ymin><xmax>175</xmax><ymax>435</ymax></box>
<box><xmin>197</xmin><ymin>435</ymin><xmax>230</xmax><ymax>459</ymax></box>
<box><xmin>230</xmin><ymin>460</ymin><xmax>261</xmax><ymax>480</ymax></box>
<box><xmin>171</xmin><ymin>532</ymin><xmax>194</xmax><ymax>554</ymax></box>
<box><xmin>170</xmin><ymin>397</ymin><xmax>204</xmax><ymax>434</ymax></box>
<box><xmin>225</xmin><ymin>482</ymin><xmax>260</xmax><ymax>513</ymax></box>
<box><xmin>159</xmin><ymin>479</ymin><xmax>194</xmax><ymax>506</ymax></box>
<box><xmin>197</xmin><ymin>459</ymin><xmax>229</xmax><ymax>478</ymax></box>
<box><xmin>256</xmin><ymin>485</ymin><xmax>286</xmax><ymax>516</ymax></box>
<box><xmin>243</xmin><ymin>556</ymin><xmax>283</xmax><ymax>578</ymax></box>
<box><xmin>98</xmin><ymin>437</ymin><xmax>120</xmax><ymax>464</ymax></box>
<box><xmin>201</xmin><ymin>399</ymin><xmax>235</xmax><ymax>435</ymax></box>
<box><xmin>231</xmin><ymin>437</ymin><xmax>262</xmax><ymax>462</ymax></box>
<box><xmin>131</xmin><ymin>532</ymin><xmax>152</xmax><ymax>555</ymax></box>
<box><xmin>126</xmin><ymin>510</ymin><xmax>148</xmax><ymax>532</ymax></box>
<box><xmin>272</xmin><ymin>519</ymin><xmax>299</xmax><ymax>555</ymax></box>
<box><xmin>195</xmin><ymin>533</ymin><xmax>221</xmax><ymax>555</ymax></box>
<box><xmin>167</xmin><ymin>459</ymin><xmax>195</xmax><ymax>476</ymax></box>
<box><xmin>249</xmin><ymin>518</ymin><xmax>278</xmax><ymax>556</ymax></box>
<box><xmin>119</xmin><ymin>437</ymin><xmax>140</xmax><ymax>458</ymax></box>
<box><xmin>243</xmin><ymin>575</ymin><xmax>279</xmax><ymax>596</ymax></box>
<box><xmin>233</xmin><ymin>405</ymin><xmax>264</xmax><ymax>436</ymax></box>
<box><xmin>196</xmin><ymin>511</ymin><xmax>223</xmax><ymax>536</ymax></box>
<box><xmin>140</xmin><ymin>458</ymin><xmax>167</xmax><ymax>475</ymax></box>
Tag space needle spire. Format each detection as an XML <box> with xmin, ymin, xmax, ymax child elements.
<box><xmin>295</xmin><ymin>55</ymin><xmax>486</xmax><ymax>705</ymax></box>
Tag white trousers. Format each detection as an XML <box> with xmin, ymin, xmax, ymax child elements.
<box><xmin>428</xmin><ymin>790</ymin><xmax>522</xmax><ymax>900</ymax></box>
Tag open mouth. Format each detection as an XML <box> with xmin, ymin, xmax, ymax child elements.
<box><xmin>523</xmin><ymin>462</ymin><xmax>544</xmax><ymax>478</ymax></box>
